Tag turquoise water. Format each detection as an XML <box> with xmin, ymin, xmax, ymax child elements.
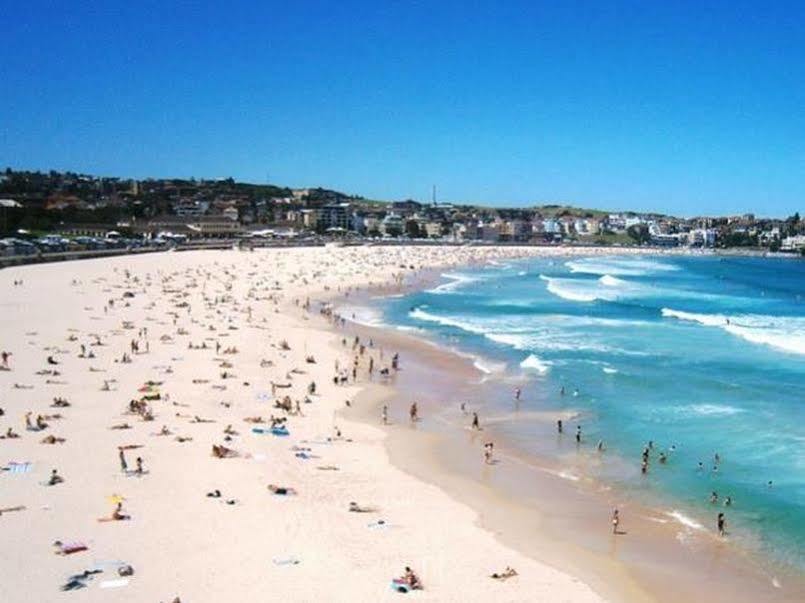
<box><xmin>374</xmin><ymin>255</ymin><xmax>805</xmax><ymax>569</ymax></box>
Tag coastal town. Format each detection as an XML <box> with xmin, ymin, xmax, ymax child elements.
<box><xmin>1</xmin><ymin>169</ymin><xmax>803</xmax><ymax>255</ymax></box>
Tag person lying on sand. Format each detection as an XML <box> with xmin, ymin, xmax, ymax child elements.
<box><xmin>175</xmin><ymin>436</ymin><xmax>193</xmax><ymax>443</ymax></box>
<box><xmin>1</xmin><ymin>427</ymin><xmax>20</xmax><ymax>439</ymax></box>
<box><xmin>211</xmin><ymin>444</ymin><xmax>238</xmax><ymax>458</ymax></box>
<box><xmin>243</xmin><ymin>416</ymin><xmax>265</xmax><ymax>424</ymax></box>
<box><xmin>267</xmin><ymin>484</ymin><xmax>297</xmax><ymax>496</ymax></box>
<box><xmin>51</xmin><ymin>397</ymin><xmax>70</xmax><ymax>407</ymax></box>
<box><xmin>0</xmin><ymin>505</ymin><xmax>26</xmax><ymax>516</ymax></box>
<box><xmin>110</xmin><ymin>423</ymin><xmax>132</xmax><ymax>430</ymax></box>
<box><xmin>348</xmin><ymin>501</ymin><xmax>377</xmax><ymax>513</ymax></box>
<box><xmin>53</xmin><ymin>540</ymin><xmax>88</xmax><ymax>555</ymax></box>
<box><xmin>490</xmin><ymin>567</ymin><xmax>518</xmax><ymax>580</ymax></box>
<box><xmin>41</xmin><ymin>435</ymin><xmax>66</xmax><ymax>444</ymax></box>
<box><xmin>192</xmin><ymin>416</ymin><xmax>215</xmax><ymax>423</ymax></box>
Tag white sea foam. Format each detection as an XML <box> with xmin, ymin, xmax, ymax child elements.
<box><xmin>662</xmin><ymin>308</ymin><xmax>805</xmax><ymax>356</ymax></box>
<box><xmin>602</xmin><ymin>366</ymin><xmax>618</xmax><ymax>374</ymax></box>
<box><xmin>427</xmin><ymin>272</ymin><xmax>479</xmax><ymax>294</ymax></box>
<box><xmin>520</xmin><ymin>354</ymin><xmax>552</xmax><ymax>374</ymax></box>
<box><xmin>409</xmin><ymin>308</ymin><xmax>489</xmax><ymax>334</ymax></box>
<box><xmin>539</xmin><ymin>274</ymin><xmax>641</xmax><ymax>303</ymax></box>
<box><xmin>566</xmin><ymin>257</ymin><xmax>679</xmax><ymax>277</ymax></box>
<box><xmin>666</xmin><ymin>510</ymin><xmax>705</xmax><ymax>531</ymax></box>
<box><xmin>473</xmin><ymin>358</ymin><xmax>507</xmax><ymax>375</ymax></box>
<box><xmin>337</xmin><ymin>305</ymin><xmax>388</xmax><ymax>328</ymax></box>
<box><xmin>678</xmin><ymin>403</ymin><xmax>745</xmax><ymax>417</ymax></box>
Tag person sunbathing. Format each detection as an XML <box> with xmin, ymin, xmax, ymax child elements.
<box><xmin>41</xmin><ymin>435</ymin><xmax>66</xmax><ymax>444</ymax></box>
<box><xmin>211</xmin><ymin>444</ymin><xmax>238</xmax><ymax>458</ymax></box>
<box><xmin>52</xmin><ymin>397</ymin><xmax>70</xmax><ymax>407</ymax></box>
<box><xmin>401</xmin><ymin>567</ymin><xmax>422</xmax><ymax>589</ymax></box>
<box><xmin>243</xmin><ymin>416</ymin><xmax>265</xmax><ymax>424</ymax></box>
<box><xmin>0</xmin><ymin>505</ymin><xmax>26</xmax><ymax>516</ymax></box>
<box><xmin>48</xmin><ymin>469</ymin><xmax>64</xmax><ymax>486</ymax></box>
<box><xmin>53</xmin><ymin>540</ymin><xmax>88</xmax><ymax>555</ymax></box>
<box><xmin>175</xmin><ymin>436</ymin><xmax>193</xmax><ymax>443</ymax></box>
<box><xmin>267</xmin><ymin>484</ymin><xmax>297</xmax><ymax>496</ymax></box>
<box><xmin>206</xmin><ymin>489</ymin><xmax>222</xmax><ymax>498</ymax></box>
<box><xmin>110</xmin><ymin>423</ymin><xmax>132</xmax><ymax>430</ymax></box>
<box><xmin>223</xmin><ymin>425</ymin><xmax>238</xmax><ymax>435</ymax></box>
<box><xmin>348</xmin><ymin>501</ymin><xmax>377</xmax><ymax>513</ymax></box>
<box><xmin>1</xmin><ymin>427</ymin><xmax>20</xmax><ymax>439</ymax></box>
<box><xmin>490</xmin><ymin>567</ymin><xmax>518</xmax><ymax>580</ymax></box>
<box><xmin>192</xmin><ymin>416</ymin><xmax>215</xmax><ymax>423</ymax></box>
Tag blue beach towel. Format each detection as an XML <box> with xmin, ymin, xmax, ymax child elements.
<box><xmin>4</xmin><ymin>462</ymin><xmax>32</xmax><ymax>474</ymax></box>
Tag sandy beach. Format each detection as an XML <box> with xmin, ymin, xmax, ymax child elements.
<box><xmin>1</xmin><ymin>245</ymin><xmax>624</xmax><ymax>603</ymax></box>
<box><xmin>3</xmin><ymin>244</ymin><xmax>801</xmax><ymax>603</ymax></box>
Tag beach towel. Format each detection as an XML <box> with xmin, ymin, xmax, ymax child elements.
<box><xmin>391</xmin><ymin>579</ymin><xmax>411</xmax><ymax>593</ymax></box>
<box><xmin>4</xmin><ymin>462</ymin><xmax>32</xmax><ymax>473</ymax></box>
<box><xmin>272</xmin><ymin>557</ymin><xmax>300</xmax><ymax>566</ymax></box>
<box><xmin>271</xmin><ymin>427</ymin><xmax>289</xmax><ymax>436</ymax></box>
<box><xmin>251</xmin><ymin>427</ymin><xmax>268</xmax><ymax>434</ymax></box>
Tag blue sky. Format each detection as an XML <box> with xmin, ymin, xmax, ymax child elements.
<box><xmin>1</xmin><ymin>1</ymin><xmax>804</xmax><ymax>216</ymax></box>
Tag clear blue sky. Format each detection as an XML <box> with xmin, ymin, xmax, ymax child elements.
<box><xmin>2</xmin><ymin>1</ymin><xmax>804</xmax><ymax>216</ymax></box>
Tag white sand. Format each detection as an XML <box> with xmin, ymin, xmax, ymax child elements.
<box><xmin>0</xmin><ymin>246</ymin><xmax>645</xmax><ymax>602</ymax></box>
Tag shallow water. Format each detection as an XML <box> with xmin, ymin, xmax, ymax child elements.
<box><xmin>372</xmin><ymin>255</ymin><xmax>805</xmax><ymax>570</ymax></box>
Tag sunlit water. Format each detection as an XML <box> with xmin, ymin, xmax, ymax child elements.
<box><xmin>363</xmin><ymin>255</ymin><xmax>805</xmax><ymax>569</ymax></box>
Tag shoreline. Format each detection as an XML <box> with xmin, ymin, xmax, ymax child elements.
<box><xmin>0</xmin><ymin>246</ymin><xmax>611</xmax><ymax>602</ymax></box>
<box><xmin>2</xmin><ymin>245</ymin><xmax>800</xmax><ymax>602</ymax></box>
<box><xmin>326</xmin><ymin>261</ymin><xmax>805</xmax><ymax>603</ymax></box>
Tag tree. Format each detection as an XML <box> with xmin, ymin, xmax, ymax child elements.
<box><xmin>405</xmin><ymin>220</ymin><xmax>422</xmax><ymax>238</ymax></box>
<box><xmin>626</xmin><ymin>224</ymin><xmax>650</xmax><ymax>244</ymax></box>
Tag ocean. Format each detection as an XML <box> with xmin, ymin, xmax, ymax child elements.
<box><xmin>366</xmin><ymin>254</ymin><xmax>805</xmax><ymax>571</ymax></box>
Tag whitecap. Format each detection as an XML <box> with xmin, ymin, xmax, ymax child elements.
<box><xmin>520</xmin><ymin>354</ymin><xmax>552</xmax><ymax>374</ymax></box>
<box><xmin>662</xmin><ymin>308</ymin><xmax>805</xmax><ymax>356</ymax></box>
<box><xmin>666</xmin><ymin>510</ymin><xmax>705</xmax><ymax>531</ymax></box>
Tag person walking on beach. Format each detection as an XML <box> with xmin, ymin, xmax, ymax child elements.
<box><xmin>514</xmin><ymin>387</ymin><xmax>521</xmax><ymax>401</ymax></box>
<box><xmin>119</xmin><ymin>449</ymin><xmax>128</xmax><ymax>473</ymax></box>
<box><xmin>717</xmin><ymin>512</ymin><xmax>726</xmax><ymax>536</ymax></box>
<box><xmin>575</xmin><ymin>425</ymin><xmax>582</xmax><ymax>444</ymax></box>
<box><xmin>381</xmin><ymin>405</ymin><xmax>388</xmax><ymax>425</ymax></box>
<box><xmin>471</xmin><ymin>412</ymin><xmax>480</xmax><ymax>430</ymax></box>
<box><xmin>409</xmin><ymin>402</ymin><xmax>418</xmax><ymax>423</ymax></box>
<box><xmin>484</xmin><ymin>442</ymin><xmax>494</xmax><ymax>464</ymax></box>
<box><xmin>1</xmin><ymin>351</ymin><xmax>11</xmax><ymax>369</ymax></box>
<box><xmin>135</xmin><ymin>456</ymin><xmax>144</xmax><ymax>476</ymax></box>
<box><xmin>557</xmin><ymin>419</ymin><xmax>563</xmax><ymax>434</ymax></box>
<box><xmin>612</xmin><ymin>508</ymin><xmax>620</xmax><ymax>534</ymax></box>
